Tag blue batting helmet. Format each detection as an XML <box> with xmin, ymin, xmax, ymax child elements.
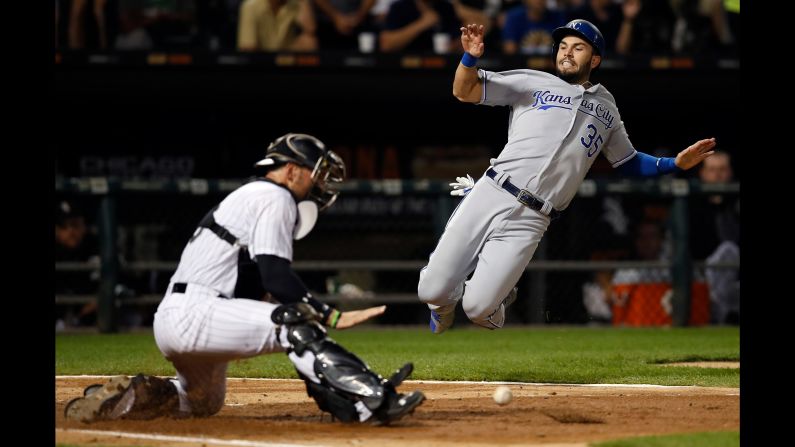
<box><xmin>552</xmin><ymin>19</ymin><xmax>606</xmax><ymax>57</ymax></box>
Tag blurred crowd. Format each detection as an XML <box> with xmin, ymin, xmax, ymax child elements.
<box><xmin>55</xmin><ymin>0</ymin><xmax>739</xmax><ymax>56</ymax></box>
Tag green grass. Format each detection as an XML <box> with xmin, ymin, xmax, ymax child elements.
<box><xmin>56</xmin><ymin>326</ymin><xmax>738</xmax><ymax>387</ymax></box>
<box><xmin>592</xmin><ymin>431</ymin><xmax>739</xmax><ymax>447</ymax></box>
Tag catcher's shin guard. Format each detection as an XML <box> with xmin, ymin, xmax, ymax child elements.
<box><xmin>272</xmin><ymin>303</ymin><xmax>425</xmax><ymax>424</ymax></box>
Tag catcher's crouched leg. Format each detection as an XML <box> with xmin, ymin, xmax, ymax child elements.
<box><xmin>272</xmin><ymin>303</ymin><xmax>425</xmax><ymax>425</ymax></box>
<box><xmin>64</xmin><ymin>374</ymin><xmax>181</xmax><ymax>423</ymax></box>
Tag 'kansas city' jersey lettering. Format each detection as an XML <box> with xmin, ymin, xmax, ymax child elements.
<box><xmin>529</xmin><ymin>91</ymin><xmax>615</xmax><ymax>129</ymax></box>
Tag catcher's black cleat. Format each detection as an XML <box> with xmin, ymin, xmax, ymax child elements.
<box><xmin>386</xmin><ymin>362</ymin><xmax>414</xmax><ymax>388</ymax></box>
<box><xmin>371</xmin><ymin>390</ymin><xmax>425</xmax><ymax>426</ymax></box>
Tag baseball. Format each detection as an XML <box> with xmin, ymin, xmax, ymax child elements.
<box><xmin>493</xmin><ymin>386</ymin><xmax>512</xmax><ymax>405</ymax></box>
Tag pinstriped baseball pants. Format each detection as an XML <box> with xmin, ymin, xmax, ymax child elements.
<box><xmin>153</xmin><ymin>283</ymin><xmax>318</xmax><ymax>417</ymax></box>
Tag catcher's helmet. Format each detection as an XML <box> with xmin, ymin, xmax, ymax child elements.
<box><xmin>552</xmin><ymin>19</ymin><xmax>605</xmax><ymax>58</ymax></box>
<box><xmin>255</xmin><ymin>133</ymin><xmax>346</xmax><ymax>211</ymax></box>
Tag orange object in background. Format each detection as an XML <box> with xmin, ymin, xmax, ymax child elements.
<box><xmin>611</xmin><ymin>282</ymin><xmax>710</xmax><ymax>326</ymax></box>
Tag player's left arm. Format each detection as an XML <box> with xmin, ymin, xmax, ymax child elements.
<box><xmin>618</xmin><ymin>138</ymin><xmax>716</xmax><ymax>177</ymax></box>
<box><xmin>673</xmin><ymin>138</ymin><xmax>717</xmax><ymax>170</ymax></box>
<box><xmin>603</xmin><ymin>120</ymin><xmax>716</xmax><ymax>176</ymax></box>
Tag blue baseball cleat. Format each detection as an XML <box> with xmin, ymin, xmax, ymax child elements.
<box><xmin>429</xmin><ymin>304</ymin><xmax>456</xmax><ymax>334</ymax></box>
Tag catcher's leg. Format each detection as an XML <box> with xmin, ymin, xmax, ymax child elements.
<box><xmin>169</xmin><ymin>359</ymin><xmax>228</xmax><ymax>417</ymax></box>
<box><xmin>273</xmin><ymin>303</ymin><xmax>425</xmax><ymax>424</ymax></box>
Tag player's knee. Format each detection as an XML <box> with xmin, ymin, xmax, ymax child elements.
<box><xmin>462</xmin><ymin>299</ymin><xmax>494</xmax><ymax>325</ymax></box>
<box><xmin>185</xmin><ymin>386</ymin><xmax>226</xmax><ymax>417</ymax></box>
<box><xmin>417</xmin><ymin>277</ymin><xmax>461</xmax><ymax>305</ymax></box>
<box><xmin>461</xmin><ymin>285</ymin><xmax>504</xmax><ymax>328</ymax></box>
<box><xmin>206</xmin><ymin>394</ymin><xmax>226</xmax><ymax>416</ymax></box>
<box><xmin>417</xmin><ymin>277</ymin><xmax>444</xmax><ymax>304</ymax></box>
<box><xmin>190</xmin><ymin>394</ymin><xmax>225</xmax><ymax>417</ymax></box>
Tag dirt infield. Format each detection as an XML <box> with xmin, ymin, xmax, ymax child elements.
<box><xmin>56</xmin><ymin>377</ymin><xmax>739</xmax><ymax>446</ymax></box>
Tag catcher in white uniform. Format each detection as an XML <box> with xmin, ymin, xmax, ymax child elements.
<box><xmin>65</xmin><ymin>133</ymin><xmax>425</xmax><ymax>425</ymax></box>
<box><xmin>418</xmin><ymin>20</ymin><xmax>717</xmax><ymax>333</ymax></box>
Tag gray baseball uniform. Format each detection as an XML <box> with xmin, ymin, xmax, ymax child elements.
<box><xmin>418</xmin><ymin>68</ymin><xmax>636</xmax><ymax>329</ymax></box>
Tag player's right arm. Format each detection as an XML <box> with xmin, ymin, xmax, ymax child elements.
<box><xmin>452</xmin><ymin>23</ymin><xmax>485</xmax><ymax>103</ymax></box>
<box><xmin>256</xmin><ymin>254</ymin><xmax>385</xmax><ymax>329</ymax></box>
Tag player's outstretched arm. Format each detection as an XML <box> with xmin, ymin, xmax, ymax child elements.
<box><xmin>675</xmin><ymin>138</ymin><xmax>716</xmax><ymax>170</ymax></box>
<box><xmin>453</xmin><ymin>23</ymin><xmax>485</xmax><ymax>103</ymax></box>
<box><xmin>618</xmin><ymin>138</ymin><xmax>717</xmax><ymax>177</ymax></box>
<box><xmin>331</xmin><ymin>305</ymin><xmax>386</xmax><ymax>329</ymax></box>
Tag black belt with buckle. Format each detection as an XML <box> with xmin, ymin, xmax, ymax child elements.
<box><xmin>171</xmin><ymin>282</ymin><xmax>228</xmax><ymax>298</ymax></box>
<box><xmin>486</xmin><ymin>168</ymin><xmax>561</xmax><ymax>220</ymax></box>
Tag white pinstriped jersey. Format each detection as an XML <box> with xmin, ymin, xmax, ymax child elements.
<box><xmin>170</xmin><ymin>180</ymin><xmax>297</xmax><ymax>298</ymax></box>
<box><xmin>477</xmin><ymin>68</ymin><xmax>637</xmax><ymax>211</ymax></box>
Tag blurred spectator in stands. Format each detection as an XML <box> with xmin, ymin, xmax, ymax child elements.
<box><xmin>723</xmin><ymin>0</ymin><xmax>738</xmax><ymax>48</ymax></box>
<box><xmin>237</xmin><ymin>0</ymin><xmax>318</xmax><ymax>51</ymax></box>
<box><xmin>582</xmin><ymin>268</ymin><xmax>614</xmax><ymax>325</ymax></box>
<box><xmin>368</xmin><ymin>0</ymin><xmax>399</xmax><ymax>28</ymax></box>
<box><xmin>56</xmin><ymin>1</ymin><xmax>60</xmax><ymax>48</ymax></box>
<box><xmin>115</xmin><ymin>0</ymin><xmax>197</xmax><ymax>50</ymax></box>
<box><xmin>690</xmin><ymin>151</ymin><xmax>739</xmax><ymax>324</ymax></box>
<box><xmin>55</xmin><ymin>200</ymin><xmax>101</xmax><ymax>330</ymax></box>
<box><xmin>59</xmin><ymin>0</ymin><xmax>119</xmax><ymax>49</ymax></box>
<box><xmin>446</xmin><ymin>0</ymin><xmax>505</xmax><ymax>50</ymax></box>
<box><xmin>379</xmin><ymin>0</ymin><xmax>488</xmax><ymax>53</ymax></box>
<box><xmin>312</xmin><ymin>0</ymin><xmax>377</xmax><ymax>50</ymax></box>
<box><xmin>55</xmin><ymin>201</ymin><xmax>144</xmax><ymax>331</ymax></box>
<box><xmin>217</xmin><ymin>0</ymin><xmax>245</xmax><ymax>49</ymax></box>
<box><xmin>610</xmin><ymin>219</ymin><xmax>710</xmax><ymax>326</ymax></box>
<box><xmin>670</xmin><ymin>0</ymin><xmax>734</xmax><ymax>56</ymax></box>
<box><xmin>613</xmin><ymin>0</ymin><xmax>676</xmax><ymax>55</ymax></box>
<box><xmin>194</xmin><ymin>0</ymin><xmax>232</xmax><ymax>50</ymax></box>
<box><xmin>564</xmin><ymin>0</ymin><xmax>628</xmax><ymax>56</ymax></box>
<box><xmin>501</xmin><ymin>0</ymin><xmax>565</xmax><ymax>55</ymax></box>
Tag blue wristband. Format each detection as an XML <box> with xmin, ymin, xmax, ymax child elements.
<box><xmin>656</xmin><ymin>157</ymin><xmax>680</xmax><ymax>174</ymax></box>
<box><xmin>461</xmin><ymin>52</ymin><xmax>478</xmax><ymax>68</ymax></box>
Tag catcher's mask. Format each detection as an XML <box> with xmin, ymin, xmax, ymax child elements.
<box><xmin>255</xmin><ymin>133</ymin><xmax>346</xmax><ymax>211</ymax></box>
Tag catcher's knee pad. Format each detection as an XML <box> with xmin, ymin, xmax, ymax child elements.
<box><xmin>272</xmin><ymin>303</ymin><xmax>388</xmax><ymax>417</ymax></box>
